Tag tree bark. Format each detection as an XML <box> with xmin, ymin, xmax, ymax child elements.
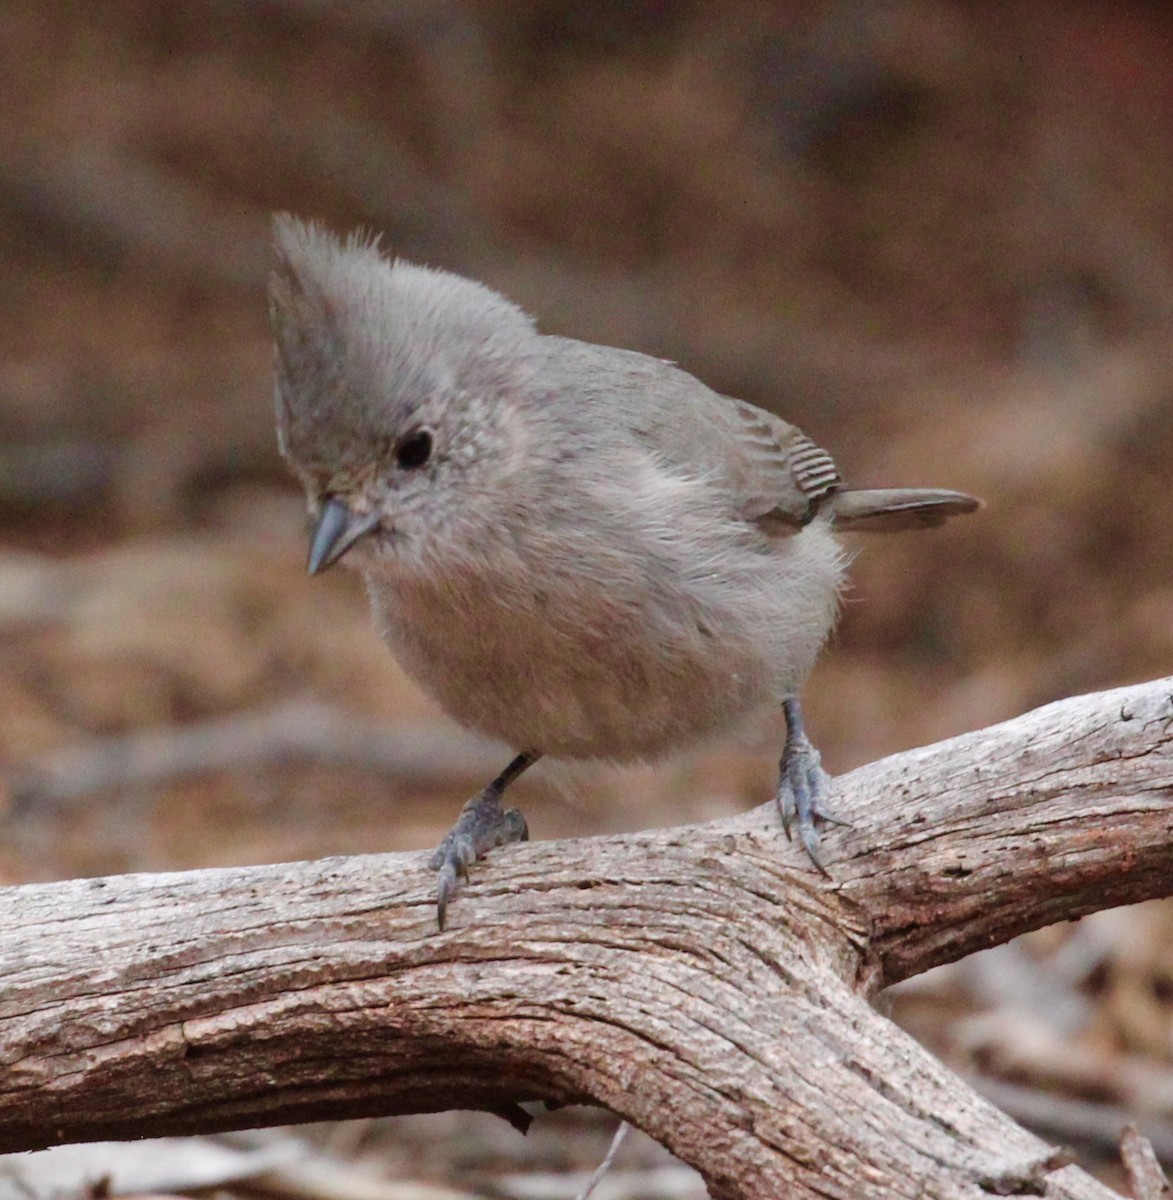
<box><xmin>1</xmin><ymin>677</ymin><xmax>1171</xmax><ymax>1198</ymax></box>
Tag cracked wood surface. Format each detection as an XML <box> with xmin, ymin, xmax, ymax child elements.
<box><xmin>0</xmin><ymin>677</ymin><xmax>1171</xmax><ymax>1198</ymax></box>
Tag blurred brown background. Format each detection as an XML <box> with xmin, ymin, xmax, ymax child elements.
<box><xmin>1</xmin><ymin>1</ymin><xmax>1172</xmax><ymax>1195</ymax></box>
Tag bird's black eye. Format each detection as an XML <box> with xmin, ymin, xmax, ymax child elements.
<box><xmin>395</xmin><ymin>429</ymin><xmax>433</xmax><ymax>470</ymax></box>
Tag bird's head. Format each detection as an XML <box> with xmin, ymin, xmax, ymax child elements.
<box><xmin>269</xmin><ymin>215</ymin><xmax>541</xmax><ymax>576</ymax></box>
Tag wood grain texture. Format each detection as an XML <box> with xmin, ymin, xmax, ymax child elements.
<box><xmin>1</xmin><ymin>677</ymin><xmax>1171</xmax><ymax>1199</ymax></box>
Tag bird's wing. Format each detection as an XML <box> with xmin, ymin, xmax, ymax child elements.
<box><xmin>539</xmin><ymin>336</ymin><xmax>840</xmax><ymax>526</ymax></box>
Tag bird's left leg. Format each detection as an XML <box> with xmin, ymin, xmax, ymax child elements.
<box><xmin>775</xmin><ymin>695</ymin><xmax>847</xmax><ymax>872</ymax></box>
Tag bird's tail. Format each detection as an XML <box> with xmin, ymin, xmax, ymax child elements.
<box><xmin>828</xmin><ymin>488</ymin><xmax>981</xmax><ymax>532</ymax></box>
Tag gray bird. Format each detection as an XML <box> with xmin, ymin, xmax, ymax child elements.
<box><xmin>270</xmin><ymin>215</ymin><xmax>980</xmax><ymax>926</ymax></box>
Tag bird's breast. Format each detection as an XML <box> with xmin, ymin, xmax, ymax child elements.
<box><xmin>360</xmin><ymin>554</ymin><xmax>777</xmax><ymax>760</ymax></box>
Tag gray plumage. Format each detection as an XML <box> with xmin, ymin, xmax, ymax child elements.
<box><xmin>270</xmin><ymin>214</ymin><xmax>979</xmax><ymax>922</ymax></box>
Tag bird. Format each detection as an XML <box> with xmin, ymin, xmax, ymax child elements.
<box><xmin>269</xmin><ymin>215</ymin><xmax>980</xmax><ymax>927</ymax></box>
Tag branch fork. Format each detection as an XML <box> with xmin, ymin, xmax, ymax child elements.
<box><xmin>1</xmin><ymin>678</ymin><xmax>1171</xmax><ymax>1199</ymax></box>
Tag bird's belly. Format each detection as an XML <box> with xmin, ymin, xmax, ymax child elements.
<box><xmin>364</xmin><ymin>571</ymin><xmax>778</xmax><ymax>761</ymax></box>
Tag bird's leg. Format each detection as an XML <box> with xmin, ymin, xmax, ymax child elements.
<box><xmin>776</xmin><ymin>696</ymin><xmax>847</xmax><ymax>873</ymax></box>
<box><xmin>430</xmin><ymin>750</ymin><xmax>539</xmax><ymax>928</ymax></box>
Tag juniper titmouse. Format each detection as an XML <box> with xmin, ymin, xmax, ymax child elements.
<box><xmin>270</xmin><ymin>215</ymin><xmax>980</xmax><ymax>926</ymax></box>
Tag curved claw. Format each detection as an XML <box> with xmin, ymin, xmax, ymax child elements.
<box><xmin>431</xmin><ymin>802</ymin><xmax>529</xmax><ymax>930</ymax></box>
<box><xmin>776</xmin><ymin>726</ymin><xmax>847</xmax><ymax>876</ymax></box>
<box><xmin>432</xmin><ymin>832</ymin><xmax>474</xmax><ymax>928</ymax></box>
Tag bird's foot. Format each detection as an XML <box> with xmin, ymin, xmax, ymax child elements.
<box><xmin>430</xmin><ymin>789</ymin><xmax>528</xmax><ymax>929</ymax></box>
<box><xmin>776</xmin><ymin>729</ymin><xmax>847</xmax><ymax>874</ymax></box>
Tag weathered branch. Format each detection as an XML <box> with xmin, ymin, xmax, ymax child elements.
<box><xmin>6</xmin><ymin>700</ymin><xmax>503</xmax><ymax>813</ymax></box>
<box><xmin>1</xmin><ymin>677</ymin><xmax>1170</xmax><ymax>1199</ymax></box>
<box><xmin>837</xmin><ymin>679</ymin><xmax>1173</xmax><ymax>983</ymax></box>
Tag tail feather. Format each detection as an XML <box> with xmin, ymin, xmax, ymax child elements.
<box><xmin>828</xmin><ymin>488</ymin><xmax>981</xmax><ymax>532</ymax></box>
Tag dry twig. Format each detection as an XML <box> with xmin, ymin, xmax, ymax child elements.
<box><xmin>573</xmin><ymin>1121</ymin><xmax>631</xmax><ymax>1200</ymax></box>
<box><xmin>1120</xmin><ymin>1126</ymin><xmax>1171</xmax><ymax>1200</ymax></box>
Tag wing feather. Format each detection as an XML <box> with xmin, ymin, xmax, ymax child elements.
<box><xmin>540</xmin><ymin>337</ymin><xmax>841</xmax><ymax>528</ymax></box>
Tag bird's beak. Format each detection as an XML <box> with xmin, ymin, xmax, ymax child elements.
<box><xmin>307</xmin><ymin>497</ymin><xmax>380</xmax><ymax>575</ymax></box>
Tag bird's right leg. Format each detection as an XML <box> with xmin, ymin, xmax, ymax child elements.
<box><xmin>430</xmin><ymin>750</ymin><xmax>539</xmax><ymax>928</ymax></box>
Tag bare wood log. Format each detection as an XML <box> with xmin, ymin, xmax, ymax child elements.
<box><xmin>0</xmin><ymin>677</ymin><xmax>1170</xmax><ymax>1199</ymax></box>
<box><xmin>5</xmin><ymin>700</ymin><xmax>504</xmax><ymax>812</ymax></box>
